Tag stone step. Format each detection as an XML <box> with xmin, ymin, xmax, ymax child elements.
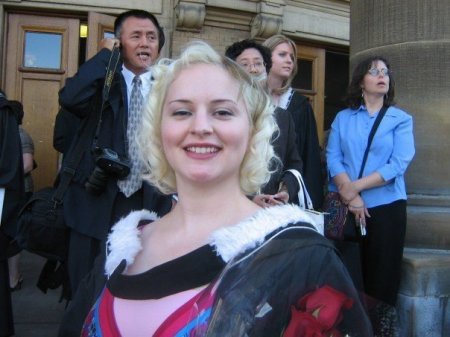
<box><xmin>406</xmin><ymin>203</ymin><xmax>450</xmax><ymax>250</ymax></box>
<box><xmin>397</xmin><ymin>248</ymin><xmax>450</xmax><ymax>337</ymax></box>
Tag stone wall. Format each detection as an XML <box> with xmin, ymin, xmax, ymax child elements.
<box><xmin>351</xmin><ymin>0</ymin><xmax>450</xmax><ymax>250</ymax></box>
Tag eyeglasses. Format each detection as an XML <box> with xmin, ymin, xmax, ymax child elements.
<box><xmin>367</xmin><ymin>68</ymin><xmax>391</xmax><ymax>77</ymax></box>
<box><xmin>239</xmin><ymin>61</ymin><xmax>265</xmax><ymax>71</ymax></box>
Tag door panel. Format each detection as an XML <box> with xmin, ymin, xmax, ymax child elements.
<box><xmin>86</xmin><ymin>12</ymin><xmax>115</xmax><ymax>60</ymax></box>
<box><xmin>4</xmin><ymin>14</ymin><xmax>79</xmax><ymax>189</ymax></box>
<box><xmin>292</xmin><ymin>45</ymin><xmax>325</xmax><ymax>145</ymax></box>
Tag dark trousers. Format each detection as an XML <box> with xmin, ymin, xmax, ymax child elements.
<box><xmin>362</xmin><ymin>199</ymin><xmax>407</xmax><ymax>306</ymax></box>
<box><xmin>0</xmin><ymin>231</ymin><xmax>14</xmax><ymax>337</ymax></box>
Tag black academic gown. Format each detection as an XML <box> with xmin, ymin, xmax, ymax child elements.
<box><xmin>0</xmin><ymin>95</ymin><xmax>25</xmax><ymax>337</ymax></box>
<box><xmin>262</xmin><ymin>107</ymin><xmax>303</xmax><ymax>204</ymax></box>
<box><xmin>285</xmin><ymin>91</ymin><xmax>324</xmax><ymax>209</ymax></box>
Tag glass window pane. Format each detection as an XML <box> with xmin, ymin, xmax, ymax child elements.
<box><xmin>24</xmin><ymin>32</ymin><xmax>62</xmax><ymax>69</ymax></box>
<box><xmin>104</xmin><ymin>31</ymin><xmax>115</xmax><ymax>39</ymax></box>
<box><xmin>292</xmin><ymin>59</ymin><xmax>313</xmax><ymax>90</ymax></box>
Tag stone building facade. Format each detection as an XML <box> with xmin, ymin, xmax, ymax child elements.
<box><xmin>0</xmin><ymin>0</ymin><xmax>350</xmax><ymax>188</ymax></box>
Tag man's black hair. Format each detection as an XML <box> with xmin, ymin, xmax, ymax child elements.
<box><xmin>225</xmin><ymin>39</ymin><xmax>272</xmax><ymax>73</ymax></box>
<box><xmin>114</xmin><ymin>10</ymin><xmax>165</xmax><ymax>52</ymax></box>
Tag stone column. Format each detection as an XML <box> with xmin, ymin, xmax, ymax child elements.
<box><xmin>350</xmin><ymin>0</ymin><xmax>450</xmax><ymax>249</ymax></box>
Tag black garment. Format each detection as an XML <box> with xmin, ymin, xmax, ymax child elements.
<box><xmin>58</xmin><ymin>48</ymin><xmax>172</xmax><ymax>294</ymax></box>
<box><xmin>263</xmin><ymin>107</ymin><xmax>303</xmax><ymax>204</ymax></box>
<box><xmin>0</xmin><ymin>232</ymin><xmax>14</xmax><ymax>337</ymax></box>
<box><xmin>76</xmin><ymin>205</ymin><xmax>372</xmax><ymax>336</ymax></box>
<box><xmin>0</xmin><ymin>96</ymin><xmax>25</xmax><ymax>239</ymax></box>
<box><xmin>108</xmin><ymin>244</ymin><xmax>225</xmax><ymax>299</ymax></box>
<box><xmin>207</xmin><ymin>225</ymin><xmax>373</xmax><ymax>336</ymax></box>
<box><xmin>53</xmin><ymin>106</ymin><xmax>82</xmax><ymax>154</ymax></box>
<box><xmin>362</xmin><ymin>199</ymin><xmax>407</xmax><ymax>306</ymax></box>
<box><xmin>285</xmin><ymin>91</ymin><xmax>324</xmax><ymax>209</ymax></box>
<box><xmin>0</xmin><ymin>95</ymin><xmax>25</xmax><ymax>337</ymax></box>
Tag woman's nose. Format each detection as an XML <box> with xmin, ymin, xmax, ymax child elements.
<box><xmin>190</xmin><ymin>111</ymin><xmax>213</xmax><ymax>135</ymax></box>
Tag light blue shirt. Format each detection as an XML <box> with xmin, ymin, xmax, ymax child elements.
<box><xmin>327</xmin><ymin>105</ymin><xmax>415</xmax><ymax>208</ymax></box>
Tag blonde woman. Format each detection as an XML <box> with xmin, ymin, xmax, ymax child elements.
<box><xmin>263</xmin><ymin>35</ymin><xmax>324</xmax><ymax>209</ymax></box>
<box><xmin>80</xmin><ymin>41</ymin><xmax>371</xmax><ymax>337</ymax></box>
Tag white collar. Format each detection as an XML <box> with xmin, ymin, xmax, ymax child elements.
<box><xmin>278</xmin><ymin>87</ymin><xmax>294</xmax><ymax>110</ymax></box>
<box><xmin>104</xmin><ymin>205</ymin><xmax>320</xmax><ymax>276</ymax></box>
<box><xmin>121</xmin><ymin>65</ymin><xmax>153</xmax><ymax>103</ymax></box>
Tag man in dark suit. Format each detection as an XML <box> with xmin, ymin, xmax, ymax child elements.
<box><xmin>58</xmin><ymin>10</ymin><xmax>172</xmax><ymax>297</ymax></box>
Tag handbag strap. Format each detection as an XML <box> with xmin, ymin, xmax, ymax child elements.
<box><xmin>52</xmin><ymin>48</ymin><xmax>121</xmax><ymax>204</ymax></box>
<box><xmin>287</xmin><ymin>169</ymin><xmax>313</xmax><ymax>210</ymax></box>
<box><xmin>358</xmin><ymin>105</ymin><xmax>388</xmax><ymax>179</ymax></box>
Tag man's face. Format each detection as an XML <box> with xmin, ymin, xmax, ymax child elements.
<box><xmin>119</xmin><ymin>17</ymin><xmax>160</xmax><ymax>75</ymax></box>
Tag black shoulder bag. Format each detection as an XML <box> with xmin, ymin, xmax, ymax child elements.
<box><xmin>16</xmin><ymin>48</ymin><xmax>121</xmax><ymax>262</ymax></box>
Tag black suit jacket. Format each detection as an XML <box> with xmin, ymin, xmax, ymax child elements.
<box><xmin>58</xmin><ymin>48</ymin><xmax>171</xmax><ymax>240</ymax></box>
<box><xmin>262</xmin><ymin>107</ymin><xmax>303</xmax><ymax>204</ymax></box>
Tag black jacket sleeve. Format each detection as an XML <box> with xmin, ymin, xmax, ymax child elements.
<box><xmin>59</xmin><ymin>48</ymin><xmax>113</xmax><ymax>118</ymax></box>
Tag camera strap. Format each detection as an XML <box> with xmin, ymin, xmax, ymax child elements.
<box><xmin>93</xmin><ymin>46</ymin><xmax>121</xmax><ymax>150</ymax></box>
<box><xmin>53</xmin><ymin>48</ymin><xmax>122</xmax><ymax>204</ymax></box>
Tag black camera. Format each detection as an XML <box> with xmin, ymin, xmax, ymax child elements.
<box><xmin>85</xmin><ymin>148</ymin><xmax>130</xmax><ymax>195</ymax></box>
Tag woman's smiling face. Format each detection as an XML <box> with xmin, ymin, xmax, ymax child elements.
<box><xmin>161</xmin><ymin>63</ymin><xmax>251</xmax><ymax>187</ymax></box>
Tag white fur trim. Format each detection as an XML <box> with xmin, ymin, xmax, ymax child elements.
<box><xmin>104</xmin><ymin>205</ymin><xmax>319</xmax><ymax>276</ymax></box>
<box><xmin>209</xmin><ymin>204</ymin><xmax>319</xmax><ymax>262</ymax></box>
<box><xmin>104</xmin><ymin>209</ymin><xmax>158</xmax><ymax>276</ymax></box>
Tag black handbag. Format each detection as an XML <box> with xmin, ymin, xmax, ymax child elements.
<box><xmin>16</xmin><ymin>48</ymin><xmax>121</xmax><ymax>261</ymax></box>
<box><xmin>16</xmin><ymin>187</ymin><xmax>67</xmax><ymax>261</ymax></box>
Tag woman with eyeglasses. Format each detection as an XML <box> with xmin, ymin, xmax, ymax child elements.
<box><xmin>225</xmin><ymin>39</ymin><xmax>303</xmax><ymax>208</ymax></box>
<box><xmin>326</xmin><ymin>56</ymin><xmax>415</xmax><ymax>333</ymax></box>
<box><xmin>263</xmin><ymin>35</ymin><xmax>324</xmax><ymax>210</ymax></box>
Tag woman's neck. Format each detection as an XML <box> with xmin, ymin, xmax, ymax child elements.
<box><xmin>172</xmin><ymin>180</ymin><xmax>259</xmax><ymax>233</ymax></box>
<box><xmin>267</xmin><ymin>73</ymin><xmax>284</xmax><ymax>94</ymax></box>
<box><xmin>363</xmin><ymin>94</ymin><xmax>384</xmax><ymax>115</ymax></box>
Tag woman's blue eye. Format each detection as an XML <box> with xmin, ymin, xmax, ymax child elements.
<box><xmin>215</xmin><ymin>110</ymin><xmax>233</xmax><ymax>117</ymax></box>
<box><xmin>173</xmin><ymin>110</ymin><xmax>191</xmax><ymax>116</ymax></box>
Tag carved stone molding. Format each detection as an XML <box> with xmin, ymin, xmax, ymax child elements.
<box><xmin>175</xmin><ymin>1</ymin><xmax>206</xmax><ymax>31</ymax></box>
<box><xmin>250</xmin><ymin>13</ymin><xmax>282</xmax><ymax>38</ymax></box>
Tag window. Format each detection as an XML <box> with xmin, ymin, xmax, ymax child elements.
<box><xmin>24</xmin><ymin>31</ymin><xmax>62</xmax><ymax>69</ymax></box>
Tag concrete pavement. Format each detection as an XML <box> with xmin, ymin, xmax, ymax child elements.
<box><xmin>10</xmin><ymin>251</ymin><xmax>66</xmax><ymax>337</ymax></box>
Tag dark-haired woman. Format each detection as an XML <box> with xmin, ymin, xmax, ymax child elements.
<box><xmin>326</xmin><ymin>56</ymin><xmax>415</xmax><ymax>329</ymax></box>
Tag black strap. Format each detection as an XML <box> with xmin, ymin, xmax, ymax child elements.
<box><xmin>93</xmin><ymin>46</ymin><xmax>122</xmax><ymax>150</ymax></box>
<box><xmin>357</xmin><ymin>105</ymin><xmax>388</xmax><ymax>179</ymax></box>
<box><xmin>52</xmin><ymin>47</ymin><xmax>121</xmax><ymax>204</ymax></box>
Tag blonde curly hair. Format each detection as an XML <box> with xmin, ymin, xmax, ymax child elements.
<box><xmin>136</xmin><ymin>40</ymin><xmax>278</xmax><ymax>195</ymax></box>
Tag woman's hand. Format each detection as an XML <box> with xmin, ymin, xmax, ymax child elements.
<box><xmin>253</xmin><ymin>193</ymin><xmax>287</xmax><ymax>208</ymax></box>
<box><xmin>347</xmin><ymin>195</ymin><xmax>370</xmax><ymax>227</ymax></box>
<box><xmin>338</xmin><ymin>181</ymin><xmax>359</xmax><ymax>204</ymax></box>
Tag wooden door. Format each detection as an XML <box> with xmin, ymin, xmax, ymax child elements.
<box><xmin>4</xmin><ymin>14</ymin><xmax>79</xmax><ymax>189</ymax></box>
<box><xmin>292</xmin><ymin>45</ymin><xmax>325</xmax><ymax>145</ymax></box>
<box><xmin>86</xmin><ymin>12</ymin><xmax>115</xmax><ymax>60</ymax></box>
